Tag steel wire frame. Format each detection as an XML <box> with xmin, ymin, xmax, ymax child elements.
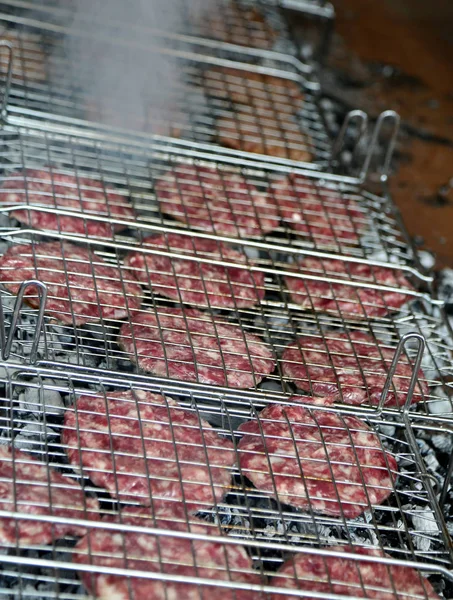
<box><xmin>0</xmin><ymin>0</ymin><xmax>305</xmax><ymax>54</ymax></box>
<box><xmin>0</xmin><ymin>364</ymin><xmax>450</xmax><ymax>598</ymax></box>
<box><xmin>0</xmin><ymin>12</ymin><xmax>343</xmax><ymax>169</ymax></box>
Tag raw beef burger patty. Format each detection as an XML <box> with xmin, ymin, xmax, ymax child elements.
<box><xmin>281</xmin><ymin>330</ymin><xmax>429</xmax><ymax>407</ymax></box>
<box><xmin>238</xmin><ymin>402</ymin><xmax>397</xmax><ymax>518</ymax></box>
<box><xmin>0</xmin><ymin>446</ymin><xmax>99</xmax><ymax>546</ymax></box>
<box><xmin>75</xmin><ymin>503</ymin><xmax>261</xmax><ymax>600</ymax></box>
<box><xmin>1</xmin><ymin>169</ymin><xmax>135</xmax><ymax>238</ymax></box>
<box><xmin>155</xmin><ymin>164</ymin><xmax>279</xmax><ymax>237</ymax></box>
<box><xmin>271</xmin><ymin>174</ymin><xmax>366</xmax><ymax>246</ymax></box>
<box><xmin>270</xmin><ymin>545</ymin><xmax>440</xmax><ymax>599</ymax></box>
<box><xmin>124</xmin><ymin>233</ymin><xmax>265</xmax><ymax>309</ymax></box>
<box><xmin>63</xmin><ymin>390</ymin><xmax>235</xmax><ymax>510</ymax></box>
<box><xmin>285</xmin><ymin>257</ymin><xmax>415</xmax><ymax>319</ymax></box>
<box><xmin>0</xmin><ymin>241</ymin><xmax>142</xmax><ymax>326</ymax></box>
<box><xmin>118</xmin><ymin>306</ymin><xmax>275</xmax><ymax>388</ymax></box>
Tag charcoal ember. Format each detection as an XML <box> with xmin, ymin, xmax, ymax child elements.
<box><xmin>253</xmin><ymin>314</ymin><xmax>295</xmax><ymax>347</ymax></box>
<box><xmin>431</xmin><ymin>432</ymin><xmax>453</xmax><ymax>454</ymax></box>
<box><xmin>411</xmin><ymin>507</ymin><xmax>440</xmax><ymax>552</ymax></box>
<box><xmin>84</xmin><ymin>321</ymin><xmax>121</xmax><ymax>345</ymax></box>
<box><xmin>417</xmin><ymin>438</ymin><xmax>443</xmax><ymax>486</ymax></box>
<box><xmin>259</xmin><ymin>379</ymin><xmax>285</xmax><ymax>394</ymax></box>
<box><xmin>428</xmin><ymin>388</ymin><xmax>453</xmax><ymax>415</ymax></box>
<box><xmin>18</xmin><ymin>381</ymin><xmax>65</xmax><ymax>416</ymax></box>
<box><xmin>437</xmin><ymin>268</ymin><xmax>453</xmax><ymax>307</ymax></box>
<box><xmin>12</xmin><ymin>422</ymin><xmax>59</xmax><ymax>453</ymax></box>
<box><xmin>55</xmin><ymin>350</ymin><xmax>100</xmax><ymax>369</ymax></box>
<box><xmin>0</xmin><ymin>546</ymin><xmax>81</xmax><ymax>600</ymax></box>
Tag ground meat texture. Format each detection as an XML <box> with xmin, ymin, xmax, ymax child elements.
<box><xmin>270</xmin><ymin>545</ymin><xmax>440</xmax><ymax>599</ymax></box>
<box><xmin>124</xmin><ymin>233</ymin><xmax>265</xmax><ymax>309</ymax></box>
<box><xmin>74</xmin><ymin>503</ymin><xmax>262</xmax><ymax>600</ymax></box>
<box><xmin>271</xmin><ymin>174</ymin><xmax>366</xmax><ymax>246</ymax></box>
<box><xmin>156</xmin><ymin>164</ymin><xmax>279</xmax><ymax>238</ymax></box>
<box><xmin>281</xmin><ymin>330</ymin><xmax>429</xmax><ymax>407</ymax></box>
<box><xmin>0</xmin><ymin>169</ymin><xmax>136</xmax><ymax>239</ymax></box>
<box><xmin>0</xmin><ymin>446</ymin><xmax>99</xmax><ymax>547</ymax></box>
<box><xmin>63</xmin><ymin>390</ymin><xmax>236</xmax><ymax>510</ymax></box>
<box><xmin>238</xmin><ymin>403</ymin><xmax>397</xmax><ymax>518</ymax></box>
<box><xmin>0</xmin><ymin>241</ymin><xmax>142</xmax><ymax>326</ymax></box>
<box><xmin>217</xmin><ymin>110</ymin><xmax>313</xmax><ymax>163</ymax></box>
<box><xmin>285</xmin><ymin>257</ymin><xmax>415</xmax><ymax>319</ymax></box>
<box><xmin>1</xmin><ymin>31</ymin><xmax>47</xmax><ymax>83</ymax></box>
<box><xmin>203</xmin><ymin>67</ymin><xmax>304</xmax><ymax>112</ymax></box>
<box><xmin>118</xmin><ymin>306</ymin><xmax>275</xmax><ymax>388</ymax></box>
<box><xmin>197</xmin><ymin>4</ymin><xmax>275</xmax><ymax>49</ymax></box>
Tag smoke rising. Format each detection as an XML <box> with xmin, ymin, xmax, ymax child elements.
<box><xmin>57</xmin><ymin>0</ymin><xmax>214</xmax><ymax>133</ymax></box>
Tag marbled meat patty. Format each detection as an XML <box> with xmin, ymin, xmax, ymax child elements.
<box><xmin>118</xmin><ymin>306</ymin><xmax>275</xmax><ymax>388</ymax></box>
<box><xmin>0</xmin><ymin>446</ymin><xmax>99</xmax><ymax>546</ymax></box>
<box><xmin>74</xmin><ymin>503</ymin><xmax>262</xmax><ymax>600</ymax></box>
<box><xmin>285</xmin><ymin>257</ymin><xmax>415</xmax><ymax>319</ymax></box>
<box><xmin>155</xmin><ymin>164</ymin><xmax>279</xmax><ymax>238</ymax></box>
<box><xmin>63</xmin><ymin>390</ymin><xmax>235</xmax><ymax>510</ymax></box>
<box><xmin>217</xmin><ymin>110</ymin><xmax>313</xmax><ymax>163</ymax></box>
<box><xmin>124</xmin><ymin>233</ymin><xmax>265</xmax><ymax>309</ymax></box>
<box><xmin>0</xmin><ymin>169</ymin><xmax>135</xmax><ymax>239</ymax></box>
<box><xmin>238</xmin><ymin>402</ymin><xmax>397</xmax><ymax>518</ymax></box>
<box><xmin>281</xmin><ymin>330</ymin><xmax>429</xmax><ymax>407</ymax></box>
<box><xmin>0</xmin><ymin>241</ymin><xmax>142</xmax><ymax>326</ymax></box>
<box><xmin>270</xmin><ymin>545</ymin><xmax>440</xmax><ymax>599</ymax></box>
<box><xmin>271</xmin><ymin>174</ymin><xmax>366</xmax><ymax>246</ymax></box>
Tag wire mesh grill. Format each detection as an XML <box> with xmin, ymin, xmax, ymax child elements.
<box><xmin>0</xmin><ymin>0</ymin><xmax>301</xmax><ymax>53</ymax></box>
<box><xmin>0</xmin><ymin>129</ymin><xmax>410</xmax><ymax>257</ymax></box>
<box><xmin>0</xmin><ymin>367</ymin><xmax>450</xmax><ymax>599</ymax></box>
<box><xmin>0</xmin><ymin>10</ymin><xmax>336</xmax><ymax>170</ymax></box>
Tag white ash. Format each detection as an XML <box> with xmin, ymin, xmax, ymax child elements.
<box><xmin>259</xmin><ymin>379</ymin><xmax>285</xmax><ymax>394</ymax></box>
<box><xmin>18</xmin><ymin>382</ymin><xmax>65</xmax><ymax>417</ymax></box>
<box><xmin>416</xmin><ymin>439</ymin><xmax>442</xmax><ymax>482</ymax></box>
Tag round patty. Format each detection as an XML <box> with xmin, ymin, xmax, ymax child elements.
<box><xmin>271</xmin><ymin>174</ymin><xmax>366</xmax><ymax>246</ymax></box>
<box><xmin>74</xmin><ymin>503</ymin><xmax>261</xmax><ymax>600</ymax></box>
<box><xmin>155</xmin><ymin>164</ymin><xmax>279</xmax><ymax>238</ymax></box>
<box><xmin>270</xmin><ymin>545</ymin><xmax>440</xmax><ymax>599</ymax></box>
<box><xmin>118</xmin><ymin>306</ymin><xmax>275</xmax><ymax>388</ymax></box>
<box><xmin>197</xmin><ymin>6</ymin><xmax>275</xmax><ymax>49</ymax></box>
<box><xmin>203</xmin><ymin>67</ymin><xmax>304</xmax><ymax>111</ymax></box>
<box><xmin>217</xmin><ymin>110</ymin><xmax>313</xmax><ymax>163</ymax></box>
<box><xmin>124</xmin><ymin>233</ymin><xmax>265</xmax><ymax>309</ymax></box>
<box><xmin>285</xmin><ymin>257</ymin><xmax>415</xmax><ymax>319</ymax></box>
<box><xmin>281</xmin><ymin>330</ymin><xmax>429</xmax><ymax>407</ymax></box>
<box><xmin>0</xmin><ymin>446</ymin><xmax>99</xmax><ymax>547</ymax></box>
<box><xmin>0</xmin><ymin>169</ymin><xmax>135</xmax><ymax>239</ymax></box>
<box><xmin>0</xmin><ymin>241</ymin><xmax>143</xmax><ymax>326</ymax></box>
<box><xmin>238</xmin><ymin>402</ymin><xmax>397</xmax><ymax>518</ymax></box>
<box><xmin>63</xmin><ymin>390</ymin><xmax>235</xmax><ymax>510</ymax></box>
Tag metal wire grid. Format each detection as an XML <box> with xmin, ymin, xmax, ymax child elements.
<box><xmin>0</xmin><ymin>128</ymin><xmax>409</xmax><ymax>258</ymax></box>
<box><xmin>0</xmin><ymin>219</ymin><xmax>451</xmax><ymax>421</ymax></box>
<box><xmin>0</xmin><ymin>0</ymin><xmax>300</xmax><ymax>53</ymax></box>
<box><xmin>0</xmin><ymin>366</ymin><xmax>450</xmax><ymax>599</ymax></box>
<box><xmin>0</xmin><ymin>9</ymin><xmax>338</xmax><ymax>169</ymax></box>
